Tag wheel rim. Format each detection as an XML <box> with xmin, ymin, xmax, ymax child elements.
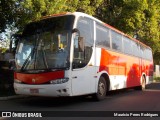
<box><xmin>98</xmin><ymin>81</ymin><xmax>106</xmax><ymax>96</ymax></box>
<box><xmin>142</xmin><ymin>77</ymin><xmax>145</xmax><ymax>90</ymax></box>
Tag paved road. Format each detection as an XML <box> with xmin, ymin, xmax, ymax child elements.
<box><xmin>0</xmin><ymin>82</ymin><xmax>160</xmax><ymax>120</ymax></box>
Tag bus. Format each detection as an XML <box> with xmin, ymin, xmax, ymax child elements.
<box><xmin>14</xmin><ymin>12</ymin><xmax>153</xmax><ymax>101</ymax></box>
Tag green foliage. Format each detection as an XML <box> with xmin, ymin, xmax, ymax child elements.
<box><xmin>154</xmin><ymin>76</ymin><xmax>160</xmax><ymax>82</ymax></box>
<box><xmin>0</xmin><ymin>0</ymin><xmax>104</xmax><ymax>32</ymax></box>
<box><xmin>96</xmin><ymin>0</ymin><xmax>148</xmax><ymax>35</ymax></box>
<box><xmin>20</xmin><ymin>0</ymin><xmax>103</xmax><ymax>19</ymax></box>
<box><xmin>0</xmin><ymin>0</ymin><xmax>103</xmax><ymax>49</ymax></box>
<box><xmin>0</xmin><ymin>0</ymin><xmax>17</xmax><ymax>32</ymax></box>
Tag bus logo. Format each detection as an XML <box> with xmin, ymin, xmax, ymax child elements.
<box><xmin>32</xmin><ymin>79</ymin><xmax>36</xmax><ymax>83</ymax></box>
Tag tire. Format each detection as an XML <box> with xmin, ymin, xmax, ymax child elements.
<box><xmin>135</xmin><ymin>76</ymin><xmax>146</xmax><ymax>91</ymax></box>
<box><xmin>141</xmin><ymin>76</ymin><xmax>146</xmax><ymax>90</ymax></box>
<box><xmin>92</xmin><ymin>76</ymin><xmax>107</xmax><ymax>101</ymax></box>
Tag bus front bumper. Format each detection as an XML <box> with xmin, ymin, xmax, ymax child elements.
<box><xmin>14</xmin><ymin>83</ymin><xmax>71</xmax><ymax>97</ymax></box>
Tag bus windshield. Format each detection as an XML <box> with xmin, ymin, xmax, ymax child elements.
<box><xmin>15</xmin><ymin>15</ymin><xmax>75</xmax><ymax>72</ymax></box>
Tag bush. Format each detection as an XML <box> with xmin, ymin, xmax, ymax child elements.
<box><xmin>154</xmin><ymin>76</ymin><xmax>160</xmax><ymax>82</ymax></box>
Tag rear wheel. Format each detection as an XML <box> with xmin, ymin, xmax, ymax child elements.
<box><xmin>135</xmin><ymin>76</ymin><xmax>146</xmax><ymax>90</ymax></box>
<box><xmin>92</xmin><ymin>76</ymin><xmax>107</xmax><ymax>101</ymax></box>
<box><xmin>141</xmin><ymin>76</ymin><xmax>146</xmax><ymax>90</ymax></box>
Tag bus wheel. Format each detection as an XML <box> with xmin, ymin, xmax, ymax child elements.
<box><xmin>141</xmin><ymin>76</ymin><xmax>146</xmax><ymax>90</ymax></box>
<box><xmin>93</xmin><ymin>76</ymin><xmax>107</xmax><ymax>101</ymax></box>
<box><xmin>135</xmin><ymin>76</ymin><xmax>146</xmax><ymax>91</ymax></box>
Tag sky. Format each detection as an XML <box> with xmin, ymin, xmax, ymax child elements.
<box><xmin>0</xmin><ymin>23</ymin><xmax>18</xmax><ymax>49</ymax></box>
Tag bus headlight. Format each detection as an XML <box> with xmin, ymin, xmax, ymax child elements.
<box><xmin>50</xmin><ymin>78</ymin><xmax>69</xmax><ymax>84</ymax></box>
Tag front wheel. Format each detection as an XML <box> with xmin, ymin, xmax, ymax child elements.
<box><xmin>92</xmin><ymin>76</ymin><xmax>107</xmax><ymax>101</ymax></box>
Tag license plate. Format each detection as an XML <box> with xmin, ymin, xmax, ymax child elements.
<box><xmin>30</xmin><ymin>88</ymin><xmax>39</xmax><ymax>94</ymax></box>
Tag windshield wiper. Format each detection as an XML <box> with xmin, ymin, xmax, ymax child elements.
<box><xmin>20</xmin><ymin>35</ymin><xmax>50</xmax><ymax>72</ymax></box>
<box><xmin>20</xmin><ymin>47</ymin><xmax>36</xmax><ymax>72</ymax></box>
<box><xmin>20</xmin><ymin>34</ymin><xmax>39</xmax><ymax>72</ymax></box>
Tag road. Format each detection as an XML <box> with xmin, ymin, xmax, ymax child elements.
<box><xmin>0</xmin><ymin>82</ymin><xmax>160</xmax><ymax>120</ymax></box>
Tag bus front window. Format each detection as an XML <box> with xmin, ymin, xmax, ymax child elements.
<box><xmin>15</xmin><ymin>15</ymin><xmax>74</xmax><ymax>72</ymax></box>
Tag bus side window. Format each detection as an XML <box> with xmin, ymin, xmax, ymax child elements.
<box><xmin>132</xmin><ymin>41</ymin><xmax>140</xmax><ymax>57</ymax></box>
<box><xmin>111</xmin><ymin>30</ymin><xmax>122</xmax><ymax>52</ymax></box>
<box><xmin>73</xmin><ymin>17</ymin><xmax>94</xmax><ymax>69</ymax></box>
<box><xmin>147</xmin><ymin>49</ymin><xmax>153</xmax><ymax>61</ymax></box>
<box><xmin>140</xmin><ymin>45</ymin><xmax>144</xmax><ymax>59</ymax></box>
<box><xmin>96</xmin><ymin>23</ymin><xmax>110</xmax><ymax>48</ymax></box>
<box><xmin>123</xmin><ymin>36</ymin><xmax>132</xmax><ymax>55</ymax></box>
<box><xmin>144</xmin><ymin>47</ymin><xmax>152</xmax><ymax>61</ymax></box>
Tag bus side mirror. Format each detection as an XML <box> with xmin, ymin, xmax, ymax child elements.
<box><xmin>72</xmin><ymin>28</ymin><xmax>80</xmax><ymax>36</ymax></box>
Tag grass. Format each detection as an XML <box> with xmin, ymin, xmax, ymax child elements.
<box><xmin>153</xmin><ymin>76</ymin><xmax>160</xmax><ymax>82</ymax></box>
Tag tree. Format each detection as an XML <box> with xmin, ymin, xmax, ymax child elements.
<box><xmin>0</xmin><ymin>0</ymin><xmax>18</xmax><ymax>32</ymax></box>
<box><xmin>96</xmin><ymin>0</ymin><xmax>148</xmax><ymax>35</ymax></box>
<box><xmin>14</xmin><ymin>0</ymin><xmax>104</xmax><ymax>30</ymax></box>
<box><xmin>143</xmin><ymin>0</ymin><xmax>160</xmax><ymax>64</ymax></box>
<box><xmin>0</xmin><ymin>0</ymin><xmax>104</xmax><ymax>32</ymax></box>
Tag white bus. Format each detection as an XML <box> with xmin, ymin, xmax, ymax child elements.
<box><xmin>14</xmin><ymin>12</ymin><xmax>153</xmax><ymax>101</ymax></box>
